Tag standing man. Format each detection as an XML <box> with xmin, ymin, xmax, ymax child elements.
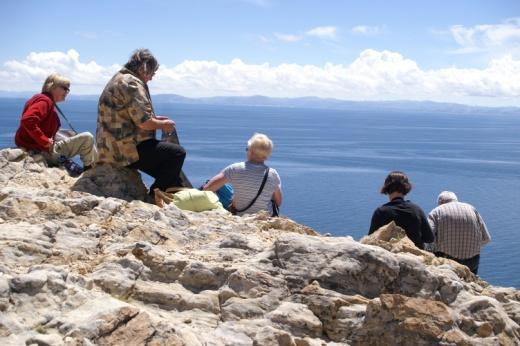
<box><xmin>428</xmin><ymin>191</ymin><xmax>491</xmax><ymax>274</ymax></box>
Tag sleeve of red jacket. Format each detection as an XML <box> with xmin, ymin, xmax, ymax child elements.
<box><xmin>20</xmin><ymin>99</ymin><xmax>52</xmax><ymax>148</ymax></box>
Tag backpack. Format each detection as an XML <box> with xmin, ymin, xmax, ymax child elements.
<box><xmin>215</xmin><ymin>183</ymin><xmax>234</xmax><ymax>210</ymax></box>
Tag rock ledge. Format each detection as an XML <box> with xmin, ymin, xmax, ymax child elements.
<box><xmin>0</xmin><ymin>149</ymin><xmax>518</xmax><ymax>345</ymax></box>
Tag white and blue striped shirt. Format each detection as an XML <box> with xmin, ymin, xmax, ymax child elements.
<box><xmin>223</xmin><ymin>161</ymin><xmax>281</xmax><ymax>216</ymax></box>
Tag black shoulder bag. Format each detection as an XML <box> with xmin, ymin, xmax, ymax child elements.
<box><xmin>229</xmin><ymin>168</ymin><xmax>270</xmax><ymax>215</ymax></box>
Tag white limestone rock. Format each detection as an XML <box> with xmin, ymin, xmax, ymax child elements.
<box><xmin>0</xmin><ymin>148</ymin><xmax>518</xmax><ymax>345</ymax></box>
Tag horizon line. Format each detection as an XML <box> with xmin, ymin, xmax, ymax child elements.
<box><xmin>0</xmin><ymin>92</ymin><xmax>518</xmax><ymax>110</ymax></box>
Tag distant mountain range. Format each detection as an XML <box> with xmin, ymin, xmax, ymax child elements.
<box><xmin>151</xmin><ymin>94</ymin><xmax>519</xmax><ymax>115</ymax></box>
<box><xmin>0</xmin><ymin>91</ymin><xmax>518</xmax><ymax>115</ymax></box>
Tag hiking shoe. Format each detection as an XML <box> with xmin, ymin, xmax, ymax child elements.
<box><xmin>153</xmin><ymin>188</ymin><xmax>175</xmax><ymax>208</ymax></box>
<box><xmin>62</xmin><ymin>159</ymin><xmax>83</xmax><ymax>177</ymax></box>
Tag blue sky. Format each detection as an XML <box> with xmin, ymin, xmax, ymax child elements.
<box><xmin>1</xmin><ymin>0</ymin><xmax>519</xmax><ymax>106</ymax></box>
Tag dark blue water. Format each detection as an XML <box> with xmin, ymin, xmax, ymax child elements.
<box><xmin>2</xmin><ymin>98</ymin><xmax>519</xmax><ymax>288</ymax></box>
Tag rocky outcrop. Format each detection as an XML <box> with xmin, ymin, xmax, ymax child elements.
<box><xmin>0</xmin><ymin>148</ymin><xmax>519</xmax><ymax>345</ymax></box>
<box><xmin>73</xmin><ymin>164</ymin><xmax>152</xmax><ymax>203</ymax></box>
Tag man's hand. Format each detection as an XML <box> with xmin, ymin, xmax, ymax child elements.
<box><xmin>160</xmin><ymin>119</ymin><xmax>176</xmax><ymax>134</ymax></box>
<box><xmin>139</xmin><ymin>117</ymin><xmax>176</xmax><ymax>132</ymax></box>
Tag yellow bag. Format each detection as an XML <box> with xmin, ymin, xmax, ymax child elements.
<box><xmin>167</xmin><ymin>188</ymin><xmax>224</xmax><ymax>212</ymax></box>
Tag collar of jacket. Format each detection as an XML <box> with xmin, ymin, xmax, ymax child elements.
<box><xmin>119</xmin><ymin>67</ymin><xmax>149</xmax><ymax>91</ymax></box>
<box><xmin>390</xmin><ymin>196</ymin><xmax>405</xmax><ymax>202</ymax></box>
<box><xmin>41</xmin><ymin>92</ymin><xmax>55</xmax><ymax>103</ymax></box>
<box><xmin>119</xmin><ymin>67</ymin><xmax>140</xmax><ymax>78</ymax></box>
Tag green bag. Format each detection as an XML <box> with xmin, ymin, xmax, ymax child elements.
<box><xmin>171</xmin><ymin>189</ymin><xmax>224</xmax><ymax>212</ymax></box>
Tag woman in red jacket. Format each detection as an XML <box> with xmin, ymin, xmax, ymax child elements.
<box><xmin>15</xmin><ymin>74</ymin><xmax>97</xmax><ymax>173</ymax></box>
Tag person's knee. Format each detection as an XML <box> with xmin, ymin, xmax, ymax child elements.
<box><xmin>80</xmin><ymin>132</ymin><xmax>94</xmax><ymax>146</ymax></box>
<box><xmin>178</xmin><ymin>146</ymin><xmax>186</xmax><ymax>159</ymax></box>
<box><xmin>157</xmin><ymin>142</ymin><xmax>186</xmax><ymax>163</ymax></box>
<box><xmin>74</xmin><ymin>132</ymin><xmax>94</xmax><ymax>148</ymax></box>
<box><xmin>168</xmin><ymin>144</ymin><xmax>186</xmax><ymax>160</ymax></box>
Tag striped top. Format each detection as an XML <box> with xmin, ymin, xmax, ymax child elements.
<box><xmin>223</xmin><ymin>161</ymin><xmax>281</xmax><ymax>216</ymax></box>
<box><xmin>428</xmin><ymin>201</ymin><xmax>491</xmax><ymax>259</ymax></box>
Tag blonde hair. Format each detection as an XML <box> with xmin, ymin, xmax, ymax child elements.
<box><xmin>247</xmin><ymin>133</ymin><xmax>273</xmax><ymax>162</ymax></box>
<box><xmin>41</xmin><ymin>74</ymin><xmax>70</xmax><ymax>93</ymax></box>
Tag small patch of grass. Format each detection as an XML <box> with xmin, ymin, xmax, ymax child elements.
<box><xmin>111</xmin><ymin>293</ymin><xmax>131</xmax><ymax>302</ymax></box>
<box><xmin>35</xmin><ymin>325</ymin><xmax>47</xmax><ymax>334</ymax></box>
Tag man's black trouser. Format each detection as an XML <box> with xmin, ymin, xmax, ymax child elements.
<box><xmin>128</xmin><ymin>139</ymin><xmax>186</xmax><ymax>193</ymax></box>
<box><xmin>435</xmin><ymin>252</ymin><xmax>480</xmax><ymax>275</ymax></box>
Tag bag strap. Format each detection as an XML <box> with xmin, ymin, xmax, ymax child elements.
<box><xmin>234</xmin><ymin>168</ymin><xmax>270</xmax><ymax>213</ymax></box>
<box><xmin>54</xmin><ymin>104</ymin><xmax>78</xmax><ymax>134</ymax></box>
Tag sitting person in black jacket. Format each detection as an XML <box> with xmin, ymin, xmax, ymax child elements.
<box><xmin>368</xmin><ymin>171</ymin><xmax>434</xmax><ymax>249</ymax></box>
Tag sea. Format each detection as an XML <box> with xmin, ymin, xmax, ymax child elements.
<box><xmin>1</xmin><ymin>98</ymin><xmax>519</xmax><ymax>288</ymax></box>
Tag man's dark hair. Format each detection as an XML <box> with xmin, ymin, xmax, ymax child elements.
<box><xmin>380</xmin><ymin>171</ymin><xmax>412</xmax><ymax>195</ymax></box>
<box><xmin>124</xmin><ymin>48</ymin><xmax>159</xmax><ymax>75</ymax></box>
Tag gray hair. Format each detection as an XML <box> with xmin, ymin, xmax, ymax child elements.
<box><xmin>437</xmin><ymin>191</ymin><xmax>458</xmax><ymax>205</ymax></box>
<box><xmin>124</xmin><ymin>48</ymin><xmax>159</xmax><ymax>75</ymax></box>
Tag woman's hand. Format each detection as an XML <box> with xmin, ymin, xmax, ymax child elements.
<box><xmin>155</xmin><ymin>115</ymin><xmax>169</xmax><ymax>120</ymax></box>
<box><xmin>44</xmin><ymin>138</ymin><xmax>54</xmax><ymax>152</ymax></box>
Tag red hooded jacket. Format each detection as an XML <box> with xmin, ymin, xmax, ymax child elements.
<box><xmin>15</xmin><ymin>93</ymin><xmax>61</xmax><ymax>151</ymax></box>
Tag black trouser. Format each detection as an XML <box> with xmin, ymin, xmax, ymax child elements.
<box><xmin>435</xmin><ymin>252</ymin><xmax>480</xmax><ymax>275</ymax></box>
<box><xmin>128</xmin><ymin>139</ymin><xmax>186</xmax><ymax>193</ymax></box>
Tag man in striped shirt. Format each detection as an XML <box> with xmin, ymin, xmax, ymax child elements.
<box><xmin>428</xmin><ymin>191</ymin><xmax>491</xmax><ymax>274</ymax></box>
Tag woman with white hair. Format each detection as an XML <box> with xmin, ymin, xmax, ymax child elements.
<box><xmin>203</xmin><ymin>133</ymin><xmax>282</xmax><ymax>216</ymax></box>
<box><xmin>15</xmin><ymin>74</ymin><xmax>97</xmax><ymax>173</ymax></box>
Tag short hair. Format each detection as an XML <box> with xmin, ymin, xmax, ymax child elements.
<box><xmin>437</xmin><ymin>191</ymin><xmax>458</xmax><ymax>205</ymax></box>
<box><xmin>380</xmin><ymin>171</ymin><xmax>412</xmax><ymax>195</ymax></box>
<box><xmin>124</xmin><ymin>48</ymin><xmax>159</xmax><ymax>75</ymax></box>
<box><xmin>41</xmin><ymin>74</ymin><xmax>70</xmax><ymax>93</ymax></box>
<box><xmin>247</xmin><ymin>133</ymin><xmax>273</xmax><ymax>162</ymax></box>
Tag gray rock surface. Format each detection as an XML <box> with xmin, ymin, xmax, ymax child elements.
<box><xmin>0</xmin><ymin>148</ymin><xmax>519</xmax><ymax>345</ymax></box>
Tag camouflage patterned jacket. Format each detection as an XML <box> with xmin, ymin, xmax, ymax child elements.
<box><xmin>96</xmin><ymin>68</ymin><xmax>155</xmax><ymax>166</ymax></box>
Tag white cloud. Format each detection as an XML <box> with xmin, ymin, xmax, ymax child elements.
<box><xmin>306</xmin><ymin>26</ymin><xmax>337</xmax><ymax>39</ymax></box>
<box><xmin>0</xmin><ymin>49</ymin><xmax>119</xmax><ymax>94</ymax></box>
<box><xmin>351</xmin><ymin>25</ymin><xmax>383</xmax><ymax>36</ymax></box>
<box><xmin>258</xmin><ymin>35</ymin><xmax>272</xmax><ymax>43</ymax></box>
<box><xmin>449</xmin><ymin>18</ymin><xmax>520</xmax><ymax>55</ymax></box>
<box><xmin>274</xmin><ymin>33</ymin><xmax>303</xmax><ymax>42</ymax></box>
<box><xmin>274</xmin><ymin>26</ymin><xmax>337</xmax><ymax>43</ymax></box>
<box><xmin>1</xmin><ymin>49</ymin><xmax>520</xmax><ymax>106</ymax></box>
<box><xmin>154</xmin><ymin>50</ymin><xmax>520</xmax><ymax>105</ymax></box>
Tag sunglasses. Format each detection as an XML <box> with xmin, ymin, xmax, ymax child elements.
<box><xmin>61</xmin><ymin>86</ymin><xmax>70</xmax><ymax>93</ymax></box>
